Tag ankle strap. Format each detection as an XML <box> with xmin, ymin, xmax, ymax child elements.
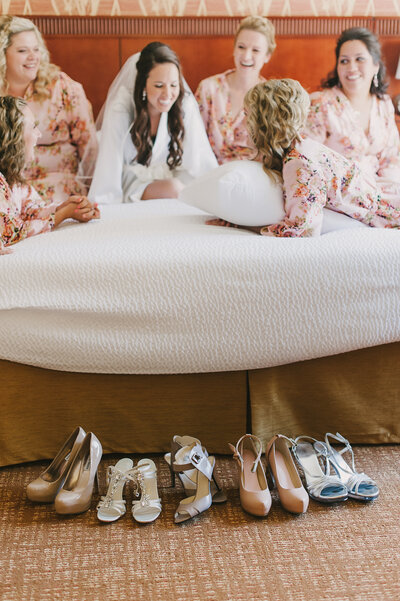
<box><xmin>171</xmin><ymin>443</ymin><xmax>213</xmax><ymax>480</ymax></box>
<box><xmin>231</xmin><ymin>434</ymin><xmax>262</xmax><ymax>473</ymax></box>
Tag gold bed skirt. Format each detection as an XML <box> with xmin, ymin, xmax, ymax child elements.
<box><xmin>1</xmin><ymin>342</ymin><xmax>399</xmax><ymax>466</ymax></box>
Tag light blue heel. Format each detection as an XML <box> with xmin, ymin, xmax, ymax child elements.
<box><xmin>291</xmin><ymin>436</ymin><xmax>348</xmax><ymax>503</ymax></box>
<box><xmin>324</xmin><ymin>432</ymin><xmax>379</xmax><ymax>502</ymax></box>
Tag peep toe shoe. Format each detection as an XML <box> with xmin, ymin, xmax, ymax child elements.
<box><xmin>97</xmin><ymin>457</ymin><xmax>134</xmax><ymax>522</ymax></box>
<box><xmin>265</xmin><ymin>434</ymin><xmax>309</xmax><ymax>514</ymax></box>
<box><xmin>324</xmin><ymin>432</ymin><xmax>379</xmax><ymax>501</ymax></box>
<box><xmin>26</xmin><ymin>426</ymin><xmax>86</xmax><ymax>503</ymax></box>
<box><xmin>55</xmin><ymin>432</ymin><xmax>102</xmax><ymax>515</ymax></box>
<box><xmin>131</xmin><ymin>459</ymin><xmax>162</xmax><ymax>523</ymax></box>
<box><xmin>173</xmin><ymin>442</ymin><xmax>216</xmax><ymax>523</ymax></box>
<box><xmin>165</xmin><ymin>435</ymin><xmax>226</xmax><ymax>503</ymax></box>
<box><xmin>229</xmin><ymin>434</ymin><xmax>271</xmax><ymax>517</ymax></box>
<box><xmin>291</xmin><ymin>436</ymin><xmax>348</xmax><ymax>504</ymax></box>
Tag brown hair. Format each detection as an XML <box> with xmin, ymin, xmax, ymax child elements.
<box><xmin>131</xmin><ymin>42</ymin><xmax>185</xmax><ymax>169</ymax></box>
<box><xmin>322</xmin><ymin>27</ymin><xmax>388</xmax><ymax>98</ymax></box>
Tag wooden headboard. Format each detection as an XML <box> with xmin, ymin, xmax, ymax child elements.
<box><xmin>31</xmin><ymin>16</ymin><xmax>400</xmax><ymax>119</ymax></box>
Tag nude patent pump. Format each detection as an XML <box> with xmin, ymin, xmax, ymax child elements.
<box><xmin>229</xmin><ymin>434</ymin><xmax>272</xmax><ymax>517</ymax></box>
<box><xmin>265</xmin><ymin>434</ymin><xmax>309</xmax><ymax>514</ymax></box>
<box><xmin>55</xmin><ymin>432</ymin><xmax>102</xmax><ymax>515</ymax></box>
<box><xmin>26</xmin><ymin>426</ymin><xmax>86</xmax><ymax>503</ymax></box>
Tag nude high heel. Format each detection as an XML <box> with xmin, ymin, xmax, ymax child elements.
<box><xmin>265</xmin><ymin>434</ymin><xmax>309</xmax><ymax>514</ymax></box>
<box><xmin>26</xmin><ymin>426</ymin><xmax>86</xmax><ymax>503</ymax></box>
<box><xmin>229</xmin><ymin>434</ymin><xmax>271</xmax><ymax>517</ymax></box>
<box><xmin>55</xmin><ymin>432</ymin><xmax>102</xmax><ymax>515</ymax></box>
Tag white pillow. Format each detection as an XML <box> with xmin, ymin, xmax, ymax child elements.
<box><xmin>180</xmin><ymin>160</ymin><xmax>285</xmax><ymax>226</ymax></box>
<box><xmin>180</xmin><ymin>159</ymin><xmax>368</xmax><ymax>233</ymax></box>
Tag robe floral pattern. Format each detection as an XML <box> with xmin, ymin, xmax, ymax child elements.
<box><xmin>0</xmin><ymin>172</ymin><xmax>55</xmax><ymax>254</ymax></box>
<box><xmin>261</xmin><ymin>137</ymin><xmax>400</xmax><ymax>237</ymax></box>
<box><xmin>303</xmin><ymin>87</ymin><xmax>400</xmax><ymax>207</ymax></box>
<box><xmin>23</xmin><ymin>72</ymin><xmax>98</xmax><ymax>205</ymax></box>
<box><xmin>195</xmin><ymin>70</ymin><xmax>260</xmax><ymax>164</ymax></box>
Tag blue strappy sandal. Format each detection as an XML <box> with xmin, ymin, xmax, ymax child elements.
<box><xmin>324</xmin><ymin>432</ymin><xmax>379</xmax><ymax>502</ymax></box>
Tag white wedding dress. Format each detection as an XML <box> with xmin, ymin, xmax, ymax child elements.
<box><xmin>89</xmin><ymin>53</ymin><xmax>218</xmax><ymax>203</ymax></box>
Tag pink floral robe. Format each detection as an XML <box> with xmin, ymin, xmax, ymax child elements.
<box><xmin>261</xmin><ymin>137</ymin><xmax>400</xmax><ymax>237</ymax></box>
<box><xmin>0</xmin><ymin>172</ymin><xmax>55</xmax><ymax>254</ymax></box>
<box><xmin>195</xmin><ymin>70</ymin><xmax>260</xmax><ymax>164</ymax></box>
<box><xmin>23</xmin><ymin>72</ymin><xmax>98</xmax><ymax>205</ymax></box>
<box><xmin>304</xmin><ymin>87</ymin><xmax>400</xmax><ymax>207</ymax></box>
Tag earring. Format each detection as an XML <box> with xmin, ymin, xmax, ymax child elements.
<box><xmin>373</xmin><ymin>73</ymin><xmax>378</xmax><ymax>88</ymax></box>
<box><xmin>142</xmin><ymin>90</ymin><xmax>147</xmax><ymax>101</ymax></box>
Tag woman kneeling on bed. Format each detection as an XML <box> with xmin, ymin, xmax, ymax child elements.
<box><xmin>209</xmin><ymin>78</ymin><xmax>400</xmax><ymax>236</ymax></box>
<box><xmin>0</xmin><ymin>96</ymin><xmax>100</xmax><ymax>255</ymax></box>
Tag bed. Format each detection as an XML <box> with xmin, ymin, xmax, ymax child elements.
<box><xmin>1</xmin><ymin>200</ymin><xmax>400</xmax><ymax>466</ymax></box>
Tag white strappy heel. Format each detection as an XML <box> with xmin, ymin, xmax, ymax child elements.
<box><xmin>131</xmin><ymin>459</ymin><xmax>162</xmax><ymax>524</ymax></box>
<box><xmin>291</xmin><ymin>436</ymin><xmax>348</xmax><ymax>503</ymax></box>
<box><xmin>324</xmin><ymin>432</ymin><xmax>379</xmax><ymax>501</ymax></box>
<box><xmin>97</xmin><ymin>457</ymin><xmax>134</xmax><ymax>522</ymax></box>
<box><xmin>164</xmin><ymin>435</ymin><xmax>227</xmax><ymax>503</ymax></box>
<box><xmin>173</xmin><ymin>442</ymin><xmax>215</xmax><ymax>524</ymax></box>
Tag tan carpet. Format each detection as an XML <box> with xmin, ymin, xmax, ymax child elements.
<box><xmin>1</xmin><ymin>447</ymin><xmax>400</xmax><ymax>601</ymax></box>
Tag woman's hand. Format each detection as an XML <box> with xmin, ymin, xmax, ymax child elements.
<box><xmin>54</xmin><ymin>196</ymin><xmax>100</xmax><ymax>227</ymax></box>
<box><xmin>68</xmin><ymin>195</ymin><xmax>100</xmax><ymax>221</ymax></box>
<box><xmin>206</xmin><ymin>218</ymin><xmax>262</xmax><ymax>234</ymax></box>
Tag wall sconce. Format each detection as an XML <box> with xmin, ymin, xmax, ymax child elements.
<box><xmin>394</xmin><ymin>55</ymin><xmax>400</xmax><ymax>115</ymax></box>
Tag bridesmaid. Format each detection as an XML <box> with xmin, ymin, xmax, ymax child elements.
<box><xmin>304</xmin><ymin>27</ymin><xmax>400</xmax><ymax>208</ymax></box>
<box><xmin>0</xmin><ymin>16</ymin><xmax>98</xmax><ymax>204</ymax></box>
<box><xmin>195</xmin><ymin>16</ymin><xmax>276</xmax><ymax>164</ymax></box>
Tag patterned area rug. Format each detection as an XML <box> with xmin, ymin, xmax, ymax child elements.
<box><xmin>1</xmin><ymin>447</ymin><xmax>400</xmax><ymax>601</ymax></box>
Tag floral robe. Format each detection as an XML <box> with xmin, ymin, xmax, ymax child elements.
<box><xmin>195</xmin><ymin>70</ymin><xmax>260</xmax><ymax>164</ymax></box>
<box><xmin>23</xmin><ymin>72</ymin><xmax>98</xmax><ymax>205</ymax></box>
<box><xmin>304</xmin><ymin>87</ymin><xmax>400</xmax><ymax>207</ymax></box>
<box><xmin>261</xmin><ymin>137</ymin><xmax>400</xmax><ymax>237</ymax></box>
<box><xmin>0</xmin><ymin>172</ymin><xmax>55</xmax><ymax>254</ymax></box>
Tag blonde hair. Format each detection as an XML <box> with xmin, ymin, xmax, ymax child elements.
<box><xmin>0</xmin><ymin>95</ymin><xmax>27</xmax><ymax>186</ymax></box>
<box><xmin>235</xmin><ymin>16</ymin><xmax>276</xmax><ymax>56</ymax></box>
<box><xmin>0</xmin><ymin>15</ymin><xmax>59</xmax><ymax>100</ymax></box>
<box><xmin>244</xmin><ymin>78</ymin><xmax>310</xmax><ymax>179</ymax></box>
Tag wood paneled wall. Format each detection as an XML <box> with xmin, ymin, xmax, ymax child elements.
<box><xmin>36</xmin><ymin>17</ymin><xmax>400</xmax><ymax>118</ymax></box>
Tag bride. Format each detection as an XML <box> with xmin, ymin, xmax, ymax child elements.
<box><xmin>89</xmin><ymin>42</ymin><xmax>218</xmax><ymax>203</ymax></box>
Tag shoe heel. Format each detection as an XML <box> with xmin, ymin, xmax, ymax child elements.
<box><xmin>267</xmin><ymin>467</ymin><xmax>275</xmax><ymax>490</ymax></box>
<box><xmin>165</xmin><ymin>459</ymin><xmax>176</xmax><ymax>487</ymax></box>
<box><xmin>94</xmin><ymin>470</ymin><xmax>100</xmax><ymax>493</ymax></box>
<box><xmin>211</xmin><ymin>473</ymin><xmax>227</xmax><ymax>503</ymax></box>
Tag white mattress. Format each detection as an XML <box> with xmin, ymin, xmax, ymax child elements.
<box><xmin>0</xmin><ymin>200</ymin><xmax>399</xmax><ymax>374</ymax></box>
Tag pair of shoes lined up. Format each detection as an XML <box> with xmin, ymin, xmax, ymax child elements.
<box><xmin>26</xmin><ymin>427</ymin><xmax>102</xmax><ymax>515</ymax></box>
<box><xmin>164</xmin><ymin>435</ymin><xmax>227</xmax><ymax>523</ymax></box>
<box><xmin>230</xmin><ymin>434</ymin><xmax>308</xmax><ymax>517</ymax></box>
<box><xmin>230</xmin><ymin>431</ymin><xmax>379</xmax><ymax>517</ymax></box>
<box><xmin>291</xmin><ymin>432</ymin><xmax>379</xmax><ymax>503</ymax></box>
<box><xmin>97</xmin><ymin>457</ymin><xmax>161</xmax><ymax>524</ymax></box>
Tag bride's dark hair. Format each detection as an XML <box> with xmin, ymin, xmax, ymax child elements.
<box><xmin>131</xmin><ymin>42</ymin><xmax>185</xmax><ymax>168</ymax></box>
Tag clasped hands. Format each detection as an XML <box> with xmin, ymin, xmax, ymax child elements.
<box><xmin>55</xmin><ymin>195</ymin><xmax>100</xmax><ymax>227</ymax></box>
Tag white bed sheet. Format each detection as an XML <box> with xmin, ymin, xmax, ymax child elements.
<box><xmin>0</xmin><ymin>200</ymin><xmax>399</xmax><ymax>374</ymax></box>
